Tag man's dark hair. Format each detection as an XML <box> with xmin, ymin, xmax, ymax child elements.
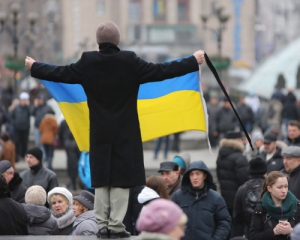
<box><xmin>288</xmin><ymin>120</ymin><xmax>300</xmax><ymax>129</ymax></box>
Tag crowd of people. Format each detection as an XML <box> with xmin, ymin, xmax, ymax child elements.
<box><xmin>2</xmin><ymin>19</ymin><xmax>300</xmax><ymax>239</ymax></box>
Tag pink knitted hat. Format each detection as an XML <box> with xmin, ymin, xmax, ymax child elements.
<box><xmin>136</xmin><ymin>199</ymin><xmax>183</xmax><ymax>234</ymax></box>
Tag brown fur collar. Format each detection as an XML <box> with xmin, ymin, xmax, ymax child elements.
<box><xmin>220</xmin><ymin>139</ymin><xmax>244</xmax><ymax>152</ymax></box>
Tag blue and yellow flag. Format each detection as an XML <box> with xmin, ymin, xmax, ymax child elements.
<box><xmin>41</xmin><ymin>69</ymin><xmax>208</xmax><ymax>151</ymax></box>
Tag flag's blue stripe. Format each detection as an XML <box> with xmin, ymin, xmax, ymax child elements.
<box><xmin>40</xmin><ymin>71</ymin><xmax>199</xmax><ymax>103</ymax></box>
<box><xmin>41</xmin><ymin>80</ymin><xmax>87</xmax><ymax>102</ymax></box>
<box><xmin>138</xmin><ymin>71</ymin><xmax>199</xmax><ymax>99</ymax></box>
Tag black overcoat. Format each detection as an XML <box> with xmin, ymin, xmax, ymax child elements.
<box><xmin>31</xmin><ymin>43</ymin><xmax>199</xmax><ymax>187</ymax></box>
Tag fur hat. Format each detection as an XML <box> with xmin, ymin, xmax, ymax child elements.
<box><xmin>47</xmin><ymin>187</ymin><xmax>73</xmax><ymax>206</ymax></box>
<box><xmin>249</xmin><ymin>156</ymin><xmax>267</xmax><ymax>176</ymax></box>
<box><xmin>96</xmin><ymin>21</ymin><xmax>120</xmax><ymax>46</ymax></box>
<box><xmin>25</xmin><ymin>185</ymin><xmax>46</xmax><ymax>205</ymax></box>
<box><xmin>73</xmin><ymin>190</ymin><xmax>94</xmax><ymax>210</ymax></box>
<box><xmin>136</xmin><ymin>199</ymin><xmax>183</xmax><ymax>234</ymax></box>
<box><xmin>26</xmin><ymin>147</ymin><xmax>43</xmax><ymax>162</ymax></box>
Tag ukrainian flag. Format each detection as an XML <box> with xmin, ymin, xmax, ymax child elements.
<box><xmin>41</xmin><ymin>68</ymin><xmax>207</xmax><ymax>152</ymax></box>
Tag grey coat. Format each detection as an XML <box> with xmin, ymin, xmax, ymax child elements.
<box><xmin>22</xmin><ymin>204</ymin><xmax>59</xmax><ymax>235</ymax></box>
<box><xmin>53</xmin><ymin>208</ymin><xmax>76</xmax><ymax>235</ymax></box>
<box><xmin>20</xmin><ymin>166</ymin><xmax>58</xmax><ymax>193</ymax></box>
<box><xmin>72</xmin><ymin>210</ymin><xmax>98</xmax><ymax>236</ymax></box>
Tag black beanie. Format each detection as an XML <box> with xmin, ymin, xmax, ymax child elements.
<box><xmin>249</xmin><ymin>157</ymin><xmax>267</xmax><ymax>176</ymax></box>
<box><xmin>26</xmin><ymin>147</ymin><xmax>43</xmax><ymax>161</ymax></box>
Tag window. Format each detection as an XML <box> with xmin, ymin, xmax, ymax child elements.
<box><xmin>97</xmin><ymin>0</ymin><xmax>105</xmax><ymax>16</ymax></box>
<box><xmin>178</xmin><ymin>0</ymin><xmax>189</xmax><ymax>21</ymax></box>
<box><xmin>129</xmin><ymin>0</ymin><xmax>142</xmax><ymax>21</ymax></box>
<box><xmin>153</xmin><ymin>0</ymin><xmax>166</xmax><ymax>21</ymax></box>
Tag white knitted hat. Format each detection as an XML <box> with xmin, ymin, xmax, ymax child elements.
<box><xmin>47</xmin><ymin>187</ymin><xmax>73</xmax><ymax>206</ymax></box>
<box><xmin>25</xmin><ymin>185</ymin><xmax>46</xmax><ymax>205</ymax></box>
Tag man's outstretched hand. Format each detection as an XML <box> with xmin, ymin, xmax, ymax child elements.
<box><xmin>25</xmin><ymin>56</ymin><xmax>36</xmax><ymax>71</ymax></box>
<box><xmin>193</xmin><ymin>50</ymin><xmax>205</xmax><ymax>65</ymax></box>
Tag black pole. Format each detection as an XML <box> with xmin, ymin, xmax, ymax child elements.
<box><xmin>12</xmin><ymin>12</ymin><xmax>19</xmax><ymax>97</ymax></box>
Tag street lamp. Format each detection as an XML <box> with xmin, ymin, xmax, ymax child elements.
<box><xmin>200</xmin><ymin>4</ymin><xmax>230</xmax><ymax>58</ymax></box>
<box><xmin>0</xmin><ymin>3</ymin><xmax>38</xmax><ymax>96</ymax></box>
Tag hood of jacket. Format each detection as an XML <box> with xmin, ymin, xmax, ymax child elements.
<box><xmin>220</xmin><ymin>138</ymin><xmax>244</xmax><ymax>152</ymax></box>
<box><xmin>73</xmin><ymin>210</ymin><xmax>97</xmax><ymax>227</ymax></box>
<box><xmin>181</xmin><ymin>161</ymin><xmax>213</xmax><ymax>190</ymax></box>
<box><xmin>22</xmin><ymin>203</ymin><xmax>51</xmax><ymax>224</ymax></box>
<box><xmin>138</xmin><ymin>186</ymin><xmax>160</xmax><ymax>204</ymax></box>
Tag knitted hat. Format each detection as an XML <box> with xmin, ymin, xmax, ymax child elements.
<box><xmin>47</xmin><ymin>187</ymin><xmax>73</xmax><ymax>206</ymax></box>
<box><xmin>249</xmin><ymin>156</ymin><xmax>267</xmax><ymax>176</ymax></box>
<box><xmin>19</xmin><ymin>92</ymin><xmax>29</xmax><ymax>100</ymax></box>
<box><xmin>73</xmin><ymin>190</ymin><xmax>94</xmax><ymax>210</ymax></box>
<box><xmin>25</xmin><ymin>185</ymin><xmax>46</xmax><ymax>205</ymax></box>
<box><xmin>0</xmin><ymin>160</ymin><xmax>12</xmax><ymax>174</ymax></box>
<box><xmin>136</xmin><ymin>199</ymin><xmax>183</xmax><ymax>234</ymax></box>
<box><xmin>252</xmin><ymin>131</ymin><xmax>264</xmax><ymax>143</ymax></box>
<box><xmin>26</xmin><ymin>147</ymin><xmax>43</xmax><ymax>162</ymax></box>
<box><xmin>291</xmin><ymin>222</ymin><xmax>300</xmax><ymax>240</ymax></box>
<box><xmin>173</xmin><ymin>152</ymin><xmax>191</xmax><ymax>170</ymax></box>
<box><xmin>96</xmin><ymin>21</ymin><xmax>120</xmax><ymax>46</ymax></box>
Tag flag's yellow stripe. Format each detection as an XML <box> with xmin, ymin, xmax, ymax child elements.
<box><xmin>57</xmin><ymin>90</ymin><xmax>205</xmax><ymax>151</ymax></box>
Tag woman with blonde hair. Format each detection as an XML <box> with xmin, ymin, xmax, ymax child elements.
<box><xmin>249</xmin><ymin>171</ymin><xmax>300</xmax><ymax>240</ymax></box>
<box><xmin>47</xmin><ymin>187</ymin><xmax>75</xmax><ymax>235</ymax></box>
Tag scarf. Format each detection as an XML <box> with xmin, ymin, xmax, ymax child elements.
<box><xmin>30</xmin><ymin>161</ymin><xmax>43</xmax><ymax>174</ymax></box>
<box><xmin>261</xmin><ymin>190</ymin><xmax>297</xmax><ymax>220</ymax></box>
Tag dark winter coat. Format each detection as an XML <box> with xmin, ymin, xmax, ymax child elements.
<box><xmin>231</xmin><ymin>176</ymin><xmax>265</xmax><ymax>238</ymax></box>
<box><xmin>31</xmin><ymin>103</ymin><xmax>53</xmax><ymax>128</ymax></box>
<box><xmin>72</xmin><ymin>210</ymin><xmax>98</xmax><ymax>236</ymax></box>
<box><xmin>10</xmin><ymin>105</ymin><xmax>31</xmax><ymax>131</ymax></box>
<box><xmin>30</xmin><ymin>43</ymin><xmax>199</xmax><ymax>188</ymax></box>
<box><xmin>286</xmin><ymin>164</ymin><xmax>300</xmax><ymax>200</ymax></box>
<box><xmin>8</xmin><ymin>172</ymin><xmax>26</xmax><ymax>203</ymax></box>
<box><xmin>172</xmin><ymin>161</ymin><xmax>231</xmax><ymax>240</ymax></box>
<box><xmin>249</xmin><ymin>201</ymin><xmax>300</xmax><ymax>240</ymax></box>
<box><xmin>237</xmin><ymin>103</ymin><xmax>254</xmax><ymax>123</ymax></box>
<box><xmin>259</xmin><ymin>148</ymin><xmax>284</xmax><ymax>173</ymax></box>
<box><xmin>0</xmin><ymin>196</ymin><xmax>28</xmax><ymax>235</ymax></box>
<box><xmin>216</xmin><ymin>139</ymin><xmax>249</xmax><ymax>210</ymax></box>
<box><xmin>281</xmin><ymin>92</ymin><xmax>299</xmax><ymax>121</ymax></box>
<box><xmin>284</xmin><ymin>135</ymin><xmax>300</xmax><ymax>147</ymax></box>
<box><xmin>216</xmin><ymin>107</ymin><xmax>239</xmax><ymax>134</ymax></box>
<box><xmin>20</xmin><ymin>165</ymin><xmax>58</xmax><ymax>193</ymax></box>
<box><xmin>22</xmin><ymin>203</ymin><xmax>59</xmax><ymax>235</ymax></box>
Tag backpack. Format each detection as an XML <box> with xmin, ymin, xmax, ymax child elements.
<box><xmin>244</xmin><ymin>179</ymin><xmax>263</xmax><ymax>225</ymax></box>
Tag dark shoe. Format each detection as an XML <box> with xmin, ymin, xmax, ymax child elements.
<box><xmin>97</xmin><ymin>227</ymin><xmax>109</xmax><ymax>239</ymax></box>
<box><xmin>109</xmin><ymin>230</ymin><xmax>131</xmax><ymax>239</ymax></box>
